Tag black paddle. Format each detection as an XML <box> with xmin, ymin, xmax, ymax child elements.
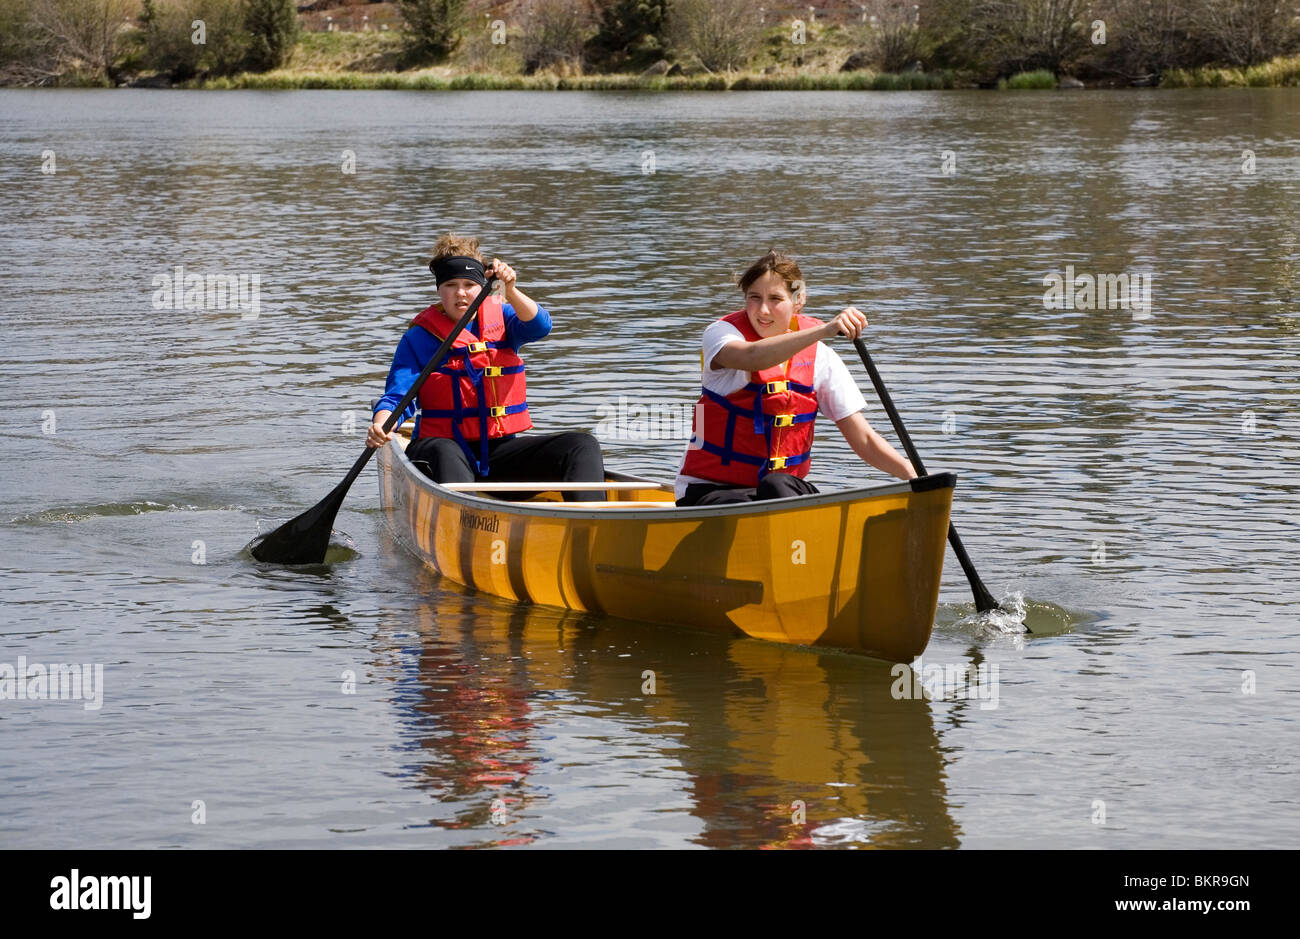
<box><xmin>850</xmin><ymin>337</ymin><xmax>1007</xmax><ymax>617</ymax></box>
<box><xmin>251</xmin><ymin>275</ymin><xmax>498</xmax><ymax>564</ymax></box>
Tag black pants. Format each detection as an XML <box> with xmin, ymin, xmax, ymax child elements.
<box><xmin>676</xmin><ymin>472</ymin><xmax>819</xmax><ymax>507</ymax></box>
<box><xmin>406</xmin><ymin>432</ymin><xmax>607</xmax><ymax>502</ymax></box>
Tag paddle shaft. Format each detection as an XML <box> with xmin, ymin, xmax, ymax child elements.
<box><xmin>851</xmin><ymin>337</ymin><xmax>1002</xmax><ymax>614</ymax></box>
<box><xmin>335</xmin><ymin>278</ymin><xmax>502</xmax><ymax>485</ymax></box>
<box><xmin>250</xmin><ymin>276</ymin><xmax>497</xmax><ymax>563</ymax></box>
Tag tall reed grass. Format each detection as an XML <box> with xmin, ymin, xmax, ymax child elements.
<box><xmin>999</xmin><ymin>70</ymin><xmax>1057</xmax><ymax>89</ymax></box>
<box><xmin>1162</xmin><ymin>55</ymin><xmax>1300</xmax><ymax>88</ymax></box>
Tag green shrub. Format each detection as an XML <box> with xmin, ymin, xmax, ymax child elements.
<box><xmin>585</xmin><ymin>0</ymin><xmax>668</xmax><ymax>72</ymax></box>
<box><xmin>396</xmin><ymin>0</ymin><xmax>466</xmax><ymax>65</ymax></box>
<box><xmin>138</xmin><ymin>0</ymin><xmax>248</xmax><ymax>80</ymax></box>
<box><xmin>242</xmin><ymin>0</ymin><xmax>297</xmax><ymax>72</ymax></box>
<box><xmin>1002</xmin><ymin>68</ymin><xmax>1056</xmax><ymax>88</ymax></box>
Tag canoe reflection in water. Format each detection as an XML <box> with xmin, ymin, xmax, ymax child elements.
<box><xmin>394</xmin><ymin>593</ymin><xmax>542</xmax><ymax>848</ymax></box>
<box><xmin>382</xmin><ymin>574</ymin><xmax>962</xmax><ymax>849</ymax></box>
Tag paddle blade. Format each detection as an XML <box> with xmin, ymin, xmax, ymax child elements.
<box><xmin>972</xmin><ymin>581</ymin><xmax>1002</xmax><ymax>614</ymax></box>
<box><xmin>250</xmin><ymin>478</ymin><xmax>350</xmax><ymax>565</ymax></box>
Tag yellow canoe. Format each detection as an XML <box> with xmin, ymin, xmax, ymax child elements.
<box><xmin>377</xmin><ymin>434</ymin><xmax>955</xmax><ymax>662</ymax></box>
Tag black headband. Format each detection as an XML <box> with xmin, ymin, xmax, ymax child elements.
<box><xmin>430</xmin><ymin>255</ymin><xmax>487</xmax><ymax>287</ymax></box>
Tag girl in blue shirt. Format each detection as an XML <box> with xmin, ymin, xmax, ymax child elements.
<box><xmin>367</xmin><ymin>234</ymin><xmax>605</xmax><ymax>501</ymax></box>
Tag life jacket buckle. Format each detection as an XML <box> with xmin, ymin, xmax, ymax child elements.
<box><xmin>773</xmin><ymin>414</ymin><xmax>795</xmax><ymax>427</ymax></box>
<box><xmin>764</xmin><ymin>380</ymin><xmax>789</xmax><ymax>394</ymax></box>
<box><xmin>488</xmin><ymin>406</ymin><xmax>507</xmax><ymax>418</ymax></box>
<box><xmin>466</xmin><ymin>341</ymin><xmax>489</xmax><ymax>354</ymax></box>
<box><xmin>768</xmin><ymin>456</ymin><xmax>788</xmax><ymax>470</ymax></box>
<box><xmin>483</xmin><ymin>366</ymin><xmax>503</xmax><ymax>377</ymax></box>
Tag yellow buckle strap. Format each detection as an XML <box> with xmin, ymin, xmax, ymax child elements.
<box><xmin>465</xmin><ymin>341</ymin><xmax>489</xmax><ymax>354</ymax></box>
<box><xmin>768</xmin><ymin>456</ymin><xmax>788</xmax><ymax>470</ymax></box>
<box><xmin>488</xmin><ymin>406</ymin><xmax>507</xmax><ymax>418</ymax></box>
<box><xmin>773</xmin><ymin>414</ymin><xmax>795</xmax><ymax>427</ymax></box>
<box><xmin>483</xmin><ymin>366</ymin><xmax>503</xmax><ymax>377</ymax></box>
<box><xmin>765</xmin><ymin>380</ymin><xmax>789</xmax><ymax>394</ymax></box>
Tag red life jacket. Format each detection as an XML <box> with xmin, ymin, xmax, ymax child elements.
<box><xmin>681</xmin><ymin>310</ymin><xmax>821</xmax><ymax>486</ymax></box>
<box><xmin>411</xmin><ymin>296</ymin><xmax>531</xmax><ymax>475</ymax></box>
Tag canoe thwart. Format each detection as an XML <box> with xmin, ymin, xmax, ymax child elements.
<box><xmin>441</xmin><ymin>481</ymin><xmax>673</xmax><ymax>492</ymax></box>
<box><xmin>534</xmin><ymin>500</ymin><xmax>674</xmax><ymax>508</ymax></box>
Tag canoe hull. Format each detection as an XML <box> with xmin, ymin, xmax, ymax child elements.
<box><xmin>378</xmin><ymin>441</ymin><xmax>953</xmax><ymax>662</ymax></box>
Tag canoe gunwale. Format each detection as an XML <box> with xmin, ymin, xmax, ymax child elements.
<box><xmin>385</xmin><ymin>439</ymin><xmax>956</xmax><ymax>521</ymax></box>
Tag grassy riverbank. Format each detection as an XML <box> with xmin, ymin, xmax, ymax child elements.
<box><xmin>11</xmin><ymin>19</ymin><xmax>1300</xmax><ymax>91</ymax></box>
<box><xmin>200</xmin><ymin>66</ymin><xmax>960</xmax><ymax>91</ymax></box>
<box><xmin>195</xmin><ymin>59</ymin><xmax>1300</xmax><ymax>91</ymax></box>
<box><xmin>197</xmin><ymin>25</ymin><xmax>960</xmax><ymax>90</ymax></box>
<box><xmin>1161</xmin><ymin>55</ymin><xmax>1300</xmax><ymax>88</ymax></box>
<box><xmin>6</xmin><ymin>0</ymin><xmax>1300</xmax><ymax>90</ymax></box>
<box><xmin>186</xmin><ymin>31</ymin><xmax>1300</xmax><ymax>90</ymax></box>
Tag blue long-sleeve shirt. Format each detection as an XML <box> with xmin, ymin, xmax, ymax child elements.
<box><xmin>373</xmin><ymin>303</ymin><xmax>552</xmax><ymax>424</ymax></box>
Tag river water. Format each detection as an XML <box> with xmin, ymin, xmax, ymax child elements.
<box><xmin>1</xmin><ymin>88</ymin><xmax>1297</xmax><ymax>849</ymax></box>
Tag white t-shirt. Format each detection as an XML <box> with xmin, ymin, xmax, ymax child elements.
<box><xmin>674</xmin><ymin>319</ymin><xmax>868</xmax><ymax>499</ymax></box>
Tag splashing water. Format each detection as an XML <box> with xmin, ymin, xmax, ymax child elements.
<box><xmin>937</xmin><ymin>591</ymin><xmax>1093</xmax><ymax>640</ymax></box>
<box><xmin>974</xmin><ymin>591</ymin><xmax>1031</xmax><ymax>635</ymax></box>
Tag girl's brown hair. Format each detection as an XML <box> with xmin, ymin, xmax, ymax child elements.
<box><xmin>431</xmin><ymin>233</ymin><xmax>484</xmax><ymax>264</ymax></box>
<box><xmin>738</xmin><ymin>250</ymin><xmax>805</xmax><ymax>300</ymax></box>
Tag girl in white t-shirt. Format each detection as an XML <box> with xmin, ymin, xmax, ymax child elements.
<box><xmin>676</xmin><ymin>250</ymin><xmax>916</xmax><ymax>506</ymax></box>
